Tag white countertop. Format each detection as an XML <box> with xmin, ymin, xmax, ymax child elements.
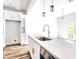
<box><xmin>29</xmin><ymin>35</ymin><xmax>76</xmax><ymax>59</ymax></box>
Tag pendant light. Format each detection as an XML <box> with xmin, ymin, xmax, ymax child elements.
<box><xmin>50</xmin><ymin>0</ymin><xmax>54</xmax><ymax>12</ymax></box>
<box><xmin>69</xmin><ymin>0</ymin><xmax>74</xmax><ymax>2</ymax></box>
<box><xmin>42</xmin><ymin>0</ymin><xmax>45</xmax><ymax>17</ymax></box>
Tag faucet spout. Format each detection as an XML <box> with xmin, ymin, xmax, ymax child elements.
<box><xmin>43</xmin><ymin>24</ymin><xmax>50</xmax><ymax>38</ymax></box>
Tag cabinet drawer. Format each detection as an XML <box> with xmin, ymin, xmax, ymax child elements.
<box><xmin>28</xmin><ymin>36</ymin><xmax>41</xmax><ymax>59</ymax></box>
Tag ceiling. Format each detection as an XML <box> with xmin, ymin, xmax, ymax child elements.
<box><xmin>3</xmin><ymin>0</ymin><xmax>32</xmax><ymax>14</ymax></box>
<box><xmin>3</xmin><ymin>0</ymin><xmax>74</xmax><ymax>14</ymax></box>
<box><xmin>54</xmin><ymin>0</ymin><xmax>74</xmax><ymax>6</ymax></box>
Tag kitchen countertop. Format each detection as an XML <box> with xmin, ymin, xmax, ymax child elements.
<box><xmin>29</xmin><ymin>35</ymin><xmax>76</xmax><ymax>59</ymax></box>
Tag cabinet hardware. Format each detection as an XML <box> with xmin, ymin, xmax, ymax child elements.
<box><xmin>32</xmin><ymin>48</ymin><xmax>34</xmax><ymax>54</ymax></box>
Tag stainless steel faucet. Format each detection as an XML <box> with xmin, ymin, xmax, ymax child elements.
<box><xmin>43</xmin><ymin>24</ymin><xmax>50</xmax><ymax>38</ymax></box>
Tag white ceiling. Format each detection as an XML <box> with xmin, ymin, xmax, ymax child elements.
<box><xmin>54</xmin><ymin>0</ymin><xmax>74</xmax><ymax>6</ymax></box>
<box><xmin>3</xmin><ymin>0</ymin><xmax>74</xmax><ymax>14</ymax></box>
<box><xmin>3</xmin><ymin>0</ymin><xmax>32</xmax><ymax>14</ymax></box>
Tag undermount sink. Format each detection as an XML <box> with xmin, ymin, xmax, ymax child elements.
<box><xmin>36</xmin><ymin>37</ymin><xmax>52</xmax><ymax>41</ymax></box>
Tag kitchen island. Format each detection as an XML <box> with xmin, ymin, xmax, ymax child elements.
<box><xmin>28</xmin><ymin>35</ymin><xmax>76</xmax><ymax>59</ymax></box>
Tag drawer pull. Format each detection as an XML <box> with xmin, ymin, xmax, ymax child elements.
<box><xmin>32</xmin><ymin>48</ymin><xmax>34</xmax><ymax>54</ymax></box>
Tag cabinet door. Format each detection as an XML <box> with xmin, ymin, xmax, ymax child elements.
<box><xmin>28</xmin><ymin>36</ymin><xmax>40</xmax><ymax>59</ymax></box>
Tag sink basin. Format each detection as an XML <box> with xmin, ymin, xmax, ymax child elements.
<box><xmin>36</xmin><ymin>37</ymin><xmax>51</xmax><ymax>41</ymax></box>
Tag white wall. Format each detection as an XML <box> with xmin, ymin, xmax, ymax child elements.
<box><xmin>3</xmin><ymin>10</ymin><xmax>22</xmax><ymax>20</ymax></box>
<box><xmin>25</xmin><ymin>0</ymin><xmax>57</xmax><ymax>38</ymax></box>
<box><xmin>76</xmin><ymin>0</ymin><xmax>79</xmax><ymax>59</ymax></box>
<box><xmin>25</xmin><ymin>0</ymin><xmax>76</xmax><ymax>38</ymax></box>
<box><xmin>0</xmin><ymin>0</ymin><xmax>3</xmax><ymax>58</ymax></box>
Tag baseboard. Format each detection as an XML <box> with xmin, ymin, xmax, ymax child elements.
<box><xmin>5</xmin><ymin>43</ymin><xmax>21</xmax><ymax>47</ymax></box>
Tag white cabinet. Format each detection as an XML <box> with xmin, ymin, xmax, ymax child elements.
<box><xmin>28</xmin><ymin>36</ymin><xmax>40</xmax><ymax>59</ymax></box>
